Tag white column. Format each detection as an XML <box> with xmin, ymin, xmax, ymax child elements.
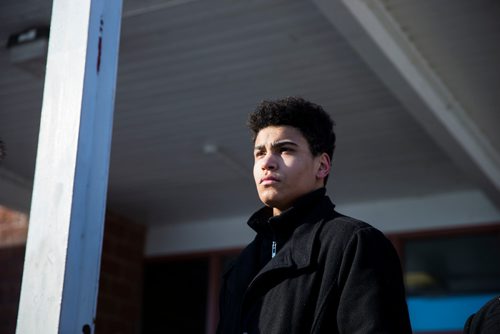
<box><xmin>16</xmin><ymin>0</ymin><xmax>122</xmax><ymax>332</ymax></box>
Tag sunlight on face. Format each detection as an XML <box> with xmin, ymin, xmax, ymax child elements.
<box><xmin>253</xmin><ymin>126</ymin><xmax>330</xmax><ymax>215</ymax></box>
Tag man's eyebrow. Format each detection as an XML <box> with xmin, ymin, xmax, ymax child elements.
<box><xmin>254</xmin><ymin>140</ymin><xmax>298</xmax><ymax>151</ymax></box>
<box><xmin>271</xmin><ymin>140</ymin><xmax>298</xmax><ymax>148</ymax></box>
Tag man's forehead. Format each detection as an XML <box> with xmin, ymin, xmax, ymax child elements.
<box><xmin>255</xmin><ymin>125</ymin><xmax>304</xmax><ymax>142</ymax></box>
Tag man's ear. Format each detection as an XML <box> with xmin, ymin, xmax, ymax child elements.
<box><xmin>316</xmin><ymin>153</ymin><xmax>331</xmax><ymax>179</ymax></box>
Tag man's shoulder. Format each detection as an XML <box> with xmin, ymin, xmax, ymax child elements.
<box><xmin>328</xmin><ymin>212</ymin><xmax>372</xmax><ymax>231</ymax></box>
<box><xmin>314</xmin><ymin>211</ymin><xmax>397</xmax><ymax>264</ymax></box>
<box><xmin>306</xmin><ymin>197</ymin><xmax>377</xmax><ymax>236</ymax></box>
<box><xmin>318</xmin><ymin>209</ymin><xmax>385</xmax><ymax>243</ymax></box>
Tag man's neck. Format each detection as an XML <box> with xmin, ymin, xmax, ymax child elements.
<box><xmin>271</xmin><ymin>187</ymin><xmax>326</xmax><ymax>217</ymax></box>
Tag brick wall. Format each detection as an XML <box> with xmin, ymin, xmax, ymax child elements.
<box><xmin>0</xmin><ymin>208</ymin><xmax>146</xmax><ymax>334</ymax></box>
<box><xmin>95</xmin><ymin>213</ymin><xmax>146</xmax><ymax>334</ymax></box>
<box><xmin>0</xmin><ymin>206</ymin><xmax>28</xmax><ymax>247</ymax></box>
<box><xmin>0</xmin><ymin>245</ymin><xmax>25</xmax><ymax>334</ymax></box>
<box><xmin>0</xmin><ymin>206</ymin><xmax>28</xmax><ymax>334</ymax></box>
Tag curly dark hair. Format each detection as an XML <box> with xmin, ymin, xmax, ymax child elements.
<box><xmin>248</xmin><ymin>96</ymin><xmax>336</xmax><ymax>160</ymax></box>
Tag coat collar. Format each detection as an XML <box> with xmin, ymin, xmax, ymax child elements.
<box><xmin>239</xmin><ymin>194</ymin><xmax>337</xmax><ymax>309</ymax></box>
<box><xmin>225</xmin><ymin>192</ymin><xmax>337</xmax><ymax>314</ymax></box>
<box><xmin>249</xmin><ymin>190</ymin><xmax>336</xmax><ymax>273</ymax></box>
<box><xmin>247</xmin><ymin>187</ymin><xmax>327</xmax><ymax>238</ymax></box>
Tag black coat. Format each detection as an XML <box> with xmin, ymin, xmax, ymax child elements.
<box><xmin>464</xmin><ymin>296</ymin><xmax>500</xmax><ymax>334</ymax></box>
<box><xmin>217</xmin><ymin>189</ymin><xmax>412</xmax><ymax>333</ymax></box>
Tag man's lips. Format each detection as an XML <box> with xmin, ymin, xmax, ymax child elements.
<box><xmin>260</xmin><ymin>176</ymin><xmax>280</xmax><ymax>185</ymax></box>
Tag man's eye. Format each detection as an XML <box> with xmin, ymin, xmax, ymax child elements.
<box><xmin>280</xmin><ymin>147</ymin><xmax>293</xmax><ymax>153</ymax></box>
<box><xmin>255</xmin><ymin>151</ymin><xmax>265</xmax><ymax>157</ymax></box>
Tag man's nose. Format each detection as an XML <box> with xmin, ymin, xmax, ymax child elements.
<box><xmin>261</xmin><ymin>152</ymin><xmax>278</xmax><ymax>170</ymax></box>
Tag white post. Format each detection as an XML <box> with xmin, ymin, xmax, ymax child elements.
<box><xmin>16</xmin><ymin>0</ymin><xmax>122</xmax><ymax>332</ymax></box>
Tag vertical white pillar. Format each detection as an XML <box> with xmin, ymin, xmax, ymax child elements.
<box><xmin>16</xmin><ymin>0</ymin><xmax>122</xmax><ymax>333</ymax></box>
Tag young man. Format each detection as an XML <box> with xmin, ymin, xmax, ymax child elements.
<box><xmin>217</xmin><ymin>97</ymin><xmax>412</xmax><ymax>333</ymax></box>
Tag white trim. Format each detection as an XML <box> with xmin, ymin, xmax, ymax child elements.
<box><xmin>341</xmin><ymin>190</ymin><xmax>500</xmax><ymax>233</ymax></box>
<box><xmin>146</xmin><ymin>215</ymin><xmax>255</xmax><ymax>256</ymax></box>
<box><xmin>313</xmin><ymin>0</ymin><xmax>500</xmax><ymax>205</ymax></box>
<box><xmin>146</xmin><ymin>190</ymin><xmax>500</xmax><ymax>256</ymax></box>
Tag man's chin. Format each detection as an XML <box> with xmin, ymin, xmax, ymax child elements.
<box><xmin>259</xmin><ymin>195</ymin><xmax>280</xmax><ymax>208</ymax></box>
<box><xmin>259</xmin><ymin>195</ymin><xmax>287</xmax><ymax>211</ymax></box>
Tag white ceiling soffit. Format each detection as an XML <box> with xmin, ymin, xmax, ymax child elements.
<box><xmin>313</xmin><ymin>0</ymin><xmax>500</xmax><ymax>207</ymax></box>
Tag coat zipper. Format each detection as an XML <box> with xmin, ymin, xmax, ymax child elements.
<box><xmin>270</xmin><ymin>221</ymin><xmax>278</xmax><ymax>258</ymax></box>
<box><xmin>271</xmin><ymin>240</ymin><xmax>277</xmax><ymax>258</ymax></box>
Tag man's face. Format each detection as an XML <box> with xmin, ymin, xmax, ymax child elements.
<box><xmin>253</xmin><ymin>125</ymin><xmax>330</xmax><ymax>215</ymax></box>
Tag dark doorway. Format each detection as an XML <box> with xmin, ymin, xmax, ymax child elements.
<box><xmin>142</xmin><ymin>258</ymin><xmax>209</xmax><ymax>334</ymax></box>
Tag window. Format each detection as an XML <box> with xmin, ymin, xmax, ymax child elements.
<box><xmin>405</xmin><ymin>234</ymin><xmax>500</xmax><ymax>295</ymax></box>
<box><xmin>389</xmin><ymin>223</ymin><xmax>500</xmax><ymax>333</ymax></box>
